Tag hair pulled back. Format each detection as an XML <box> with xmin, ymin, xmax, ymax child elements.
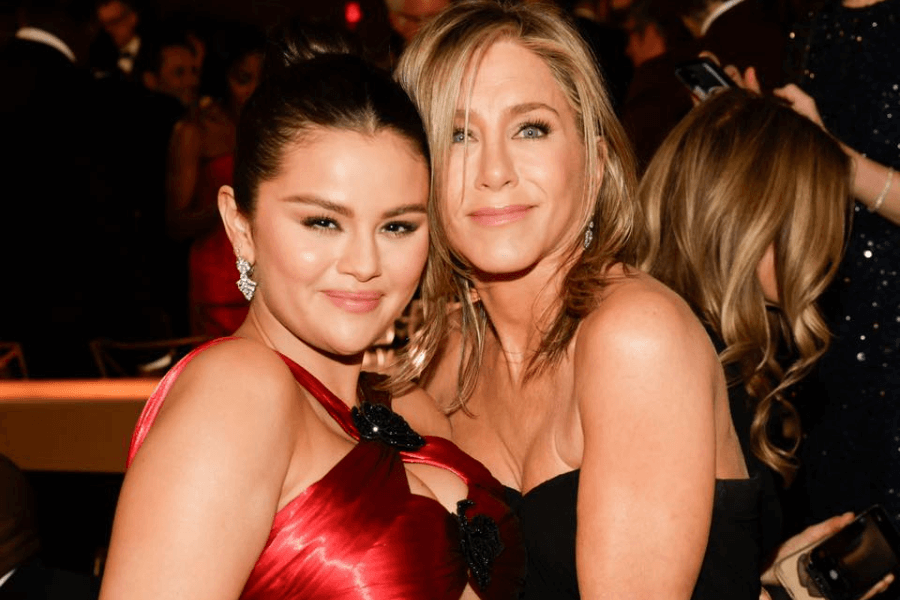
<box><xmin>232</xmin><ymin>27</ymin><xmax>429</xmax><ymax>216</ymax></box>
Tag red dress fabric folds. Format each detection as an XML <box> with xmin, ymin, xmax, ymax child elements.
<box><xmin>127</xmin><ymin>338</ymin><xmax>525</xmax><ymax>600</ymax></box>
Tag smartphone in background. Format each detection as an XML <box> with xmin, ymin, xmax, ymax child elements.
<box><xmin>775</xmin><ymin>506</ymin><xmax>900</xmax><ymax>600</ymax></box>
<box><xmin>674</xmin><ymin>57</ymin><xmax>734</xmax><ymax>101</ymax></box>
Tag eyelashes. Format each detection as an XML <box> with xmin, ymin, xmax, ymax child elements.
<box><xmin>301</xmin><ymin>215</ymin><xmax>420</xmax><ymax>237</ymax></box>
<box><xmin>302</xmin><ymin>216</ymin><xmax>339</xmax><ymax>231</ymax></box>
<box><xmin>517</xmin><ymin>119</ymin><xmax>551</xmax><ymax>139</ymax></box>
<box><xmin>451</xmin><ymin>119</ymin><xmax>553</xmax><ymax>143</ymax></box>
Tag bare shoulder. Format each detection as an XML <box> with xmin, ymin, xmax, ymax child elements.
<box><xmin>574</xmin><ymin>268</ymin><xmax>719</xmax><ymax>409</ymax></box>
<box><xmin>579</xmin><ymin>268</ymin><xmax>712</xmax><ymax>358</ymax></box>
<box><xmin>142</xmin><ymin>338</ymin><xmax>305</xmax><ymax>474</ymax></box>
<box><xmin>392</xmin><ymin>385</ymin><xmax>453</xmax><ymax>439</ymax></box>
<box><xmin>164</xmin><ymin>337</ymin><xmax>300</xmax><ymax>418</ymax></box>
<box><xmin>169</xmin><ymin>118</ymin><xmax>201</xmax><ymax>148</ymax></box>
<box><xmin>102</xmin><ymin>339</ymin><xmax>306</xmax><ymax>598</ymax></box>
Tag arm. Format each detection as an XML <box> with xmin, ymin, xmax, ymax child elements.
<box><xmin>574</xmin><ymin>282</ymin><xmax>720</xmax><ymax>599</ymax></box>
<box><xmin>775</xmin><ymin>84</ymin><xmax>900</xmax><ymax>226</ymax></box>
<box><xmin>99</xmin><ymin>342</ymin><xmax>302</xmax><ymax>600</ymax></box>
<box><xmin>165</xmin><ymin>120</ymin><xmax>222</xmax><ymax>241</ymax></box>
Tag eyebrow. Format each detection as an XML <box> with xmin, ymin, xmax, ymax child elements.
<box><xmin>454</xmin><ymin>102</ymin><xmax>560</xmax><ymax>120</ymax></box>
<box><xmin>282</xmin><ymin>195</ymin><xmax>426</xmax><ymax>219</ymax></box>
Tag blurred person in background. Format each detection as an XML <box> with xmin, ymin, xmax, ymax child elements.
<box><xmin>134</xmin><ymin>26</ymin><xmax>199</xmax><ymax>108</ymax></box>
<box><xmin>165</xmin><ymin>21</ymin><xmax>265</xmax><ymax>337</ymax></box>
<box><xmin>0</xmin><ymin>0</ymin><xmax>108</xmax><ymax>377</ymax></box>
<box><xmin>90</xmin><ymin>0</ymin><xmax>140</xmax><ymax>79</ymax></box>
<box><xmin>619</xmin><ymin>0</ymin><xmax>696</xmax><ymax>169</ymax></box>
<box><xmin>771</xmin><ymin>3</ymin><xmax>900</xmax><ymax>587</ymax></box>
<box><xmin>382</xmin><ymin>0</ymin><xmax>450</xmax><ymax>65</ymax></box>
<box><xmin>635</xmin><ymin>87</ymin><xmax>866</xmax><ymax>599</ymax></box>
<box><xmin>677</xmin><ymin>0</ymin><xmax>789</xmax><ymax>90</ymax></box>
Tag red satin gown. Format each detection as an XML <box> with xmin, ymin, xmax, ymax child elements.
<box><xmin>127</xmin><ymin>338</ymin><xmax>525</xmax><ymax>600</ymax></box>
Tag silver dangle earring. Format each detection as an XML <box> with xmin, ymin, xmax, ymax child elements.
<box><xmin>235</xmin><ymin>253</ymin><xmax>257</xmax><ymax>301</ymax></box>
<box><xmin>583</xmin><ymin>220</ymin><xmax>595</xmax><ymax>249</ymax></box>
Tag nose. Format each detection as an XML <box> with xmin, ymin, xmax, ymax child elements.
<box><xmin>336</xmin><ymin>232</ymin><xmax>382</xmax><ymax>282</ymax></box>
<box><xmin>475</xmin><ymin>135</ymin><xmax>517</xmax><ymax>191</ymax></box>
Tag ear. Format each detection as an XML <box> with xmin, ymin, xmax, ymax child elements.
<box><xmin>218</xmin><ymin>185</ymin><xmax>255</xmax><ymax>264</ymax></box>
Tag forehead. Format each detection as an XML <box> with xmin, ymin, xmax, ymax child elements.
<box><xmin>459</xmin><ymin>41</ymin><xmax>570</xmax><ymax>114</ymax></box>
<box><xmin>262</xmin><ymin>128</ymin><xmax>427</xmax><ymax>205</ymax></box>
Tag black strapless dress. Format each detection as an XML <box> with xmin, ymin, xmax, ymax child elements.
<box><xmin>505</xmin><ymin>471</ymin><xmax>762</xmax><ymax>600</ymax></box>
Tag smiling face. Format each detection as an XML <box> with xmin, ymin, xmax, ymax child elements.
<box><xmin>444</xmin><ymin>40</ymin><xmax>592</xmax><ymax>278</ymax></box>
<box><xmin>235</xmin><ymin>128</ymin><xmax>429</xmax><ymax>358</ymax></box>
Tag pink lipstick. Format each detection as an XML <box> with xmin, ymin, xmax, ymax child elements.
<box><xmin>324</xmin><ymin>291</ymin><xmax>383</xmax><ymax>314</ymax></box>
<box><xmin>469</xmin><ymin>205</ymin><xmax>532</xmax><ymax>227</ymax></box>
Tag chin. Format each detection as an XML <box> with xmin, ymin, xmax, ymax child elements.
<box><xmin>324</xmin><ymin>319</ymin><xmax>393</xmax><ymax>357</ymax></box>
<box><xmin>462</xmin><ymin>243</ymin><xmax>540</xmax><ymax>278</ymax></box>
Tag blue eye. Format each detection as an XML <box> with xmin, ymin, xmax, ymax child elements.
<box><xmin>452</xmin><ymin>128</ymin><xmax>468</xmax><ymax>144</ymax></box>
<box><xmin>518</xmin><ymin>121</ymin><xmax>550</xmax><ymax>139</ymax></box>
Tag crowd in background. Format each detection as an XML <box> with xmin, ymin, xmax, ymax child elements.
<box><xmin>1</xmin><ymin>0</ymin><xmax>899</xmax><ymax>597</ymax></box>
<box><xmin>0</xmin><ymin>0</ymin><xmax>835</xmax><ymax>379</ymax></box>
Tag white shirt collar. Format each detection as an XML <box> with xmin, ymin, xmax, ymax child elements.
<box><xmin>0</xmin><ymin>569</ymin><xmax>16</xmax><ymax>588</ymax></box>
<box><xmin>701</xmin><ymin>0</ymin><xmax>747</xmax><ymax>35</ymax></box>
<box><xmin>120</xmin><ymin>35</ymin><xmax>140</xmax><ymax>58</ymax></box>
<box><xmin>15</xmin><ymin>27</ymin><xmax>76</xmax><ymax>62</ymax></box>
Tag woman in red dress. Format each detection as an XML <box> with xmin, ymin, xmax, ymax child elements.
<box><xmin>100</xmin><ymin>30</ymin><xmax>524</xmax><ymax>600</ymax></box>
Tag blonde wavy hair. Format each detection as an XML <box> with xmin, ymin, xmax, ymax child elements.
<box><xmin>635</xmin><ymin>89</ymin><xmax>851</xmax><ymax>481</ymax></box>
<box><xmin>391</xmin><ymin>0</ymin><xmax>638</xmax><ymax>406</ymax></box>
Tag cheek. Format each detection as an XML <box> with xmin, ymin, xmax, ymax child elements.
<box><xmin>440</xmin><ymin>165</ymin><xmax>466</xmax><ymax>230</ymax></box>
<box><xmin>388</xmin><ymin>235</ymin><xmax>430</xmax><ymax>288</ymax></box>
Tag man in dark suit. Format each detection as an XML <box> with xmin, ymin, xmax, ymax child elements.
<box><xmin>88</xmin><ymin>0</ymin><xmax>141</xmax><ymax>80</ymax></box>
<box><xmin>0</xmin><ymin>0</ymin><xmax>106</xmax><ymax>377</ymax></box>
<box><xmin>0</xmin><ymin>454</ymin><xmax>99</xmax><ymax>599</ymax></box>
<box><xmin>679</xmin><ymin>0</ymin><xmax>789</xmax><ymax>90</ymax></box>
<box><xmin>620</xmin><ymin>0</ymin><xmax>698</xmax><ymax>170</ymax></box>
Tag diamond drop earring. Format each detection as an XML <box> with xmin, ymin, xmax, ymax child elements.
<box><xmin>236</xmin><ymin>255</ymin><xmax>257</xmax><ymax>301</ymax></box>
<box><xmin>583</xmin><ymin>220</ymin><xmax>595</xmax><ymax>249</ymax></box>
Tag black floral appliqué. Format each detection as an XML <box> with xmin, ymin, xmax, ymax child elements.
<box><xmin>351</xmin><ymin>401</ymin><xmax>425</xmax><ymax>451</ymax></box>
<box><xmin>456</xmin><ymin>499</ymin><xmax>504</xmax><ymax>590</ymax></box>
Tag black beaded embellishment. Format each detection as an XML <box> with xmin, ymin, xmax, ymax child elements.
<box><xmin>456</xmin><ymin>499</ymin><xmax>504</xmax><ymax>590</ymax></box>
<box><xmin>351</xmin><ymin>401</ymin><xmax>425</xmax><ymax>451</ymax></box>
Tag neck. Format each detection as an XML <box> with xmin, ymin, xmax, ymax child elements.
<box><xmin>239</xmin><ymin>305</ymin><xmax>365</xmax><ymax>406</ymax></box>
<box><xmin>473</xmin><ymin>254</ymin><xmax>572</xmax><ymax>371</ymax></box>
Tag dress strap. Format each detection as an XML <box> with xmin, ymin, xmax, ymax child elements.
<box><xmin>274</xmin><ymin>352</ymin><xmax>360</xmax><ymax>441</ymax></box>
<box><xmin>127</xmin><ymin>337</ymin><xmax>238</xmax><ymax>467</ymax></box>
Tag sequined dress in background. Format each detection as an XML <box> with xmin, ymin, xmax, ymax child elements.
<box><xmin>792</xmin><ymin>0</ymin><xmax>900</xmax><ymax>546</ymax></box>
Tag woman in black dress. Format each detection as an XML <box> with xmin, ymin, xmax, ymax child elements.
<box><xmin>397</xmin><ymin>2</ymin><xmax>763</xmax><ymax>598</ymax></box>
<box><xmin>636</xmin><ymin>87</ymin><xmax>855</xmax><ymax>595</ymax></box>
<box><xmin>775</xmin><ymin>0</ymin><xmax>900</xmax><ymax>558</ymax></box>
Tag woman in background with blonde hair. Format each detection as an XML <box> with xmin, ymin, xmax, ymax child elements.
<box><xmin>396</xmin><ymin>1</ymin><xmax>762</xmax><ymax>598</ymax></box>
<box><xmin>636</xmin><ymin>87</ymin><xmax>854</xmax><ymax>594</ymax></box>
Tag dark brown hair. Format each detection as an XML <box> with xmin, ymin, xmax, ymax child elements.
<box><xmin>232</xmin><ymin>33</ymin><xmax>429</xmax><ymax>216</ymax></box>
